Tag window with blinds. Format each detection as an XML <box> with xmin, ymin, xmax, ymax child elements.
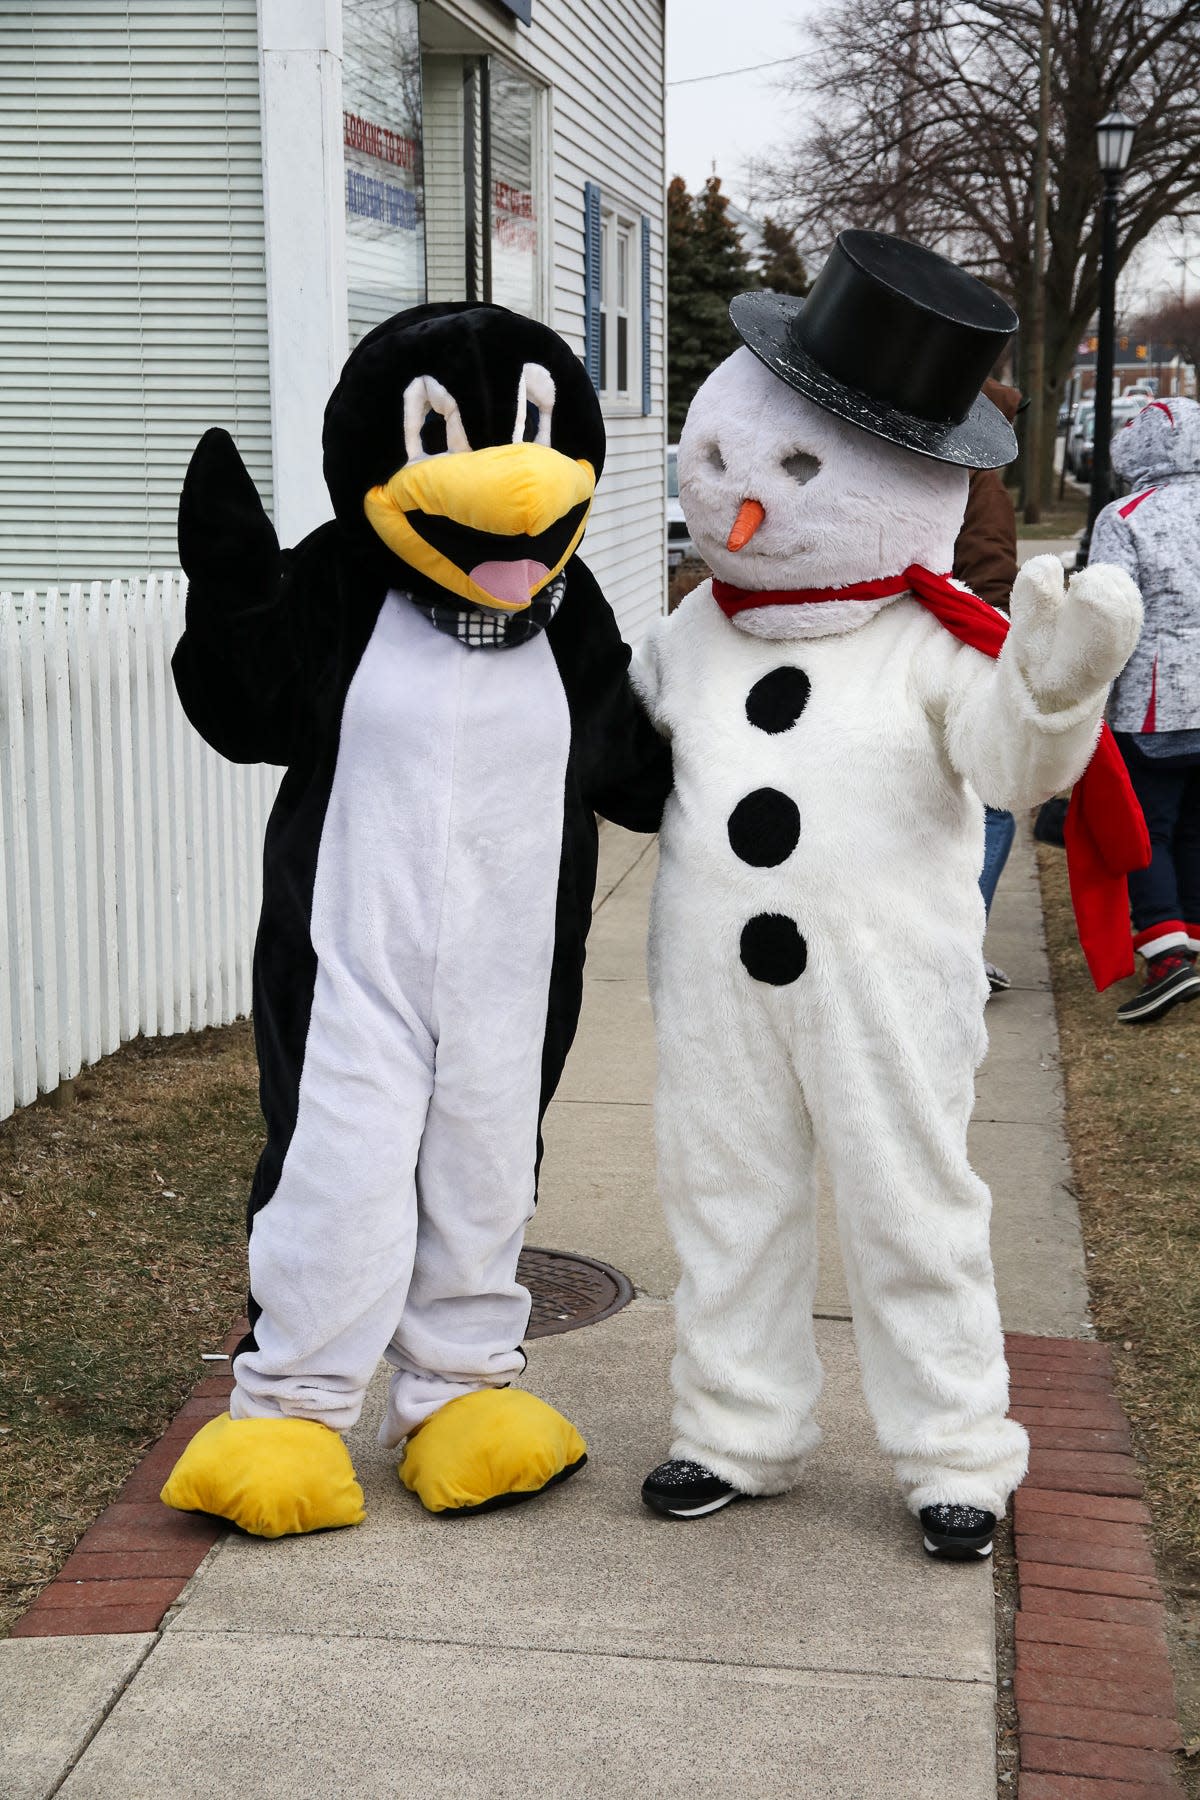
<box><xmin>0</xmin><ymin>1</ymin><xmax>272</xmax><ymax>589</ymax></box>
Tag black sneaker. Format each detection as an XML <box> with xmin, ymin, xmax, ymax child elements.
<box><xmin>641</xmin><ymin>1458</ymin><xmax>744</xmax><ymax>1519</ymax></box>
<box><xmin>920</xmin><ymin>1503</ymin><xmax>996</xmax><ymax>1560</ymax></box>
<box><xmin>985</xmin><ymin>961</ymin><xmax>1011</xmax><ymax>994</ymax></box>
<box><xmin>1116</xmin><ymin>952</ymin><xmax>1200</xmax><ymax>1024</ymax></box>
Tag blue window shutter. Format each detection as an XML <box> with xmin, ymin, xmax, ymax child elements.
<box><xmin>584</xmin><ymin>181</ymin><xmax>602</xmax><ymax>388</ymax></box>
<box><xmin>641</xmin><ymin>215</ymin><xmax>652</xmax><ymax>416</ymax></box>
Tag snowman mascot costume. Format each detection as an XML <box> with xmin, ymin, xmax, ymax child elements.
<box><xmin>635</xmin><ymin>233</ymin><xmax>1148</xmax><ymax>1558</ymax></box>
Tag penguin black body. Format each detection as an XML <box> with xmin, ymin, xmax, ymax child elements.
<box><xmin>162</xmin><ymin>304</ymin><xmax>671</xmax><ymax>1536</ymax></box>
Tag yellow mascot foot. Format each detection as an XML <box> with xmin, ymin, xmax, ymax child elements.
<box><xmin>399</xmin><ymin>1388</ymin><xmax>587</xmax><ymax>1516</ymax></box>
<box><xmin>160</xmin><ymin>1412</ymin><xmax>366</xmax><ymax>1538</ymax></box>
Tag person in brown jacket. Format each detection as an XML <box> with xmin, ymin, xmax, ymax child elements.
<box><xmin>953</xmin><ymin>377</ymin><xmax>1023</xmax><ymax>989</ymax></box>
<box><xmin>954</xmin><ymin>378</ymin><xmax>1022</xmax><ymax>609</ymax></box>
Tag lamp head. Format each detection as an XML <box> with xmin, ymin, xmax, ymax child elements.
<box><xmin>1096</xmin><ymin>110</ymin><xmax>1136</xmax><ymax>175</ymax></box>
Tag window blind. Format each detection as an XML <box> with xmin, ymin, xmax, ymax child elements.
<box><xmin>0</xmin><ymin>0</ymin><xmax>271</xmax><ymax>588</ymax></box>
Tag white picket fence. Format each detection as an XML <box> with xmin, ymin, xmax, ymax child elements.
<box><xmin>0</xmin><ymin>574</ymin><xmax>281</xmax><ymax>1120</ymax></box>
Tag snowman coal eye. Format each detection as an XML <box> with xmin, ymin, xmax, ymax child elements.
<box><xmin>403</xmin><ymin>375</ymin><xmax>471</xmax><ymax>463</ymax></box>
<box><xmin>705</xmin><ymin>442</ymin><xmax>726</xmax><ymax>473</ymax></box>
<box><xmin>783</xmin><ymin>451</ymin><xmax>821</xmax><ymax>484</ymax></box>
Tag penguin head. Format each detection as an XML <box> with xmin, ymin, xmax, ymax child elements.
<box><xmin>680</xmin><ymin>348</ymin><xmax>968</xmax><ymax>633</ymax></box>
<box><xmin>324</xmin><ymin>303</ymin><xmax>605</xmax><ymax>612</ymax></box>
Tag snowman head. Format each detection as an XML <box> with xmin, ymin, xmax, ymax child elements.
<box><xmin>679</xmin><ymin>348</ymin><xmax>970</xmax><ymax>639</ymax></box>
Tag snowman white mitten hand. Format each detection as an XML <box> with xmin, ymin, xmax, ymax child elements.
<box><xmin>1008</xmin><ymin>553</ymin><xmax>1142</xmax><ymax>716</ymax></box>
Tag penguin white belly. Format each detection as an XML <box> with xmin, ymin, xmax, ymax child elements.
<box><xmin>314</xmin><ymin>590</ymin><xmax>569</xmax><ymax>1027</ymax></box>
<box><xmin>232</xmin><ymin>593</ymin><xmax>571</xmax><ymax>1438</ymax></box>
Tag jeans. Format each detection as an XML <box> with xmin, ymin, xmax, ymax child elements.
<box><xmin>1115</xmin><ymin>733</ymin><xmax>1200</xmax><ymax>951</ymax></box>
<box><xmin>979</xmin><ymin>807</ymin><xmax>1015</xmax><ymax>919</ymax></box>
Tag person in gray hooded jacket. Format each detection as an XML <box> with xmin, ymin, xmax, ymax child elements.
<box><xmin>1092</xmin><ymin>395</ymin><xmax>1200</xmax><ymax>1023</ymax></box>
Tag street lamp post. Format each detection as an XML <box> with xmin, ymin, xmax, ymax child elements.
<box><xmin>1085</xmin><ymin>111</ymin><xmax>1137</xmax><ymax>550</ymax></box>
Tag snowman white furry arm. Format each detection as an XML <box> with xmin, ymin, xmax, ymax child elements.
<box><xmin>915</xmin><ymin>553</ymin><xmax>1142</xmax><ymax>810</ymax></box>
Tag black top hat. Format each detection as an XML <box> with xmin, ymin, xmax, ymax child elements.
<box><xmin>730</xmin><ymin>231</ymin><xmax>1019</xmax><ymax>469</ymax></box>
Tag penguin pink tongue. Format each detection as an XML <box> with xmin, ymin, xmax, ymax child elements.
<box><xmin>470</xmin><ymin>558</ymin><xmax>550</xmax><ymax>607</ymax></box>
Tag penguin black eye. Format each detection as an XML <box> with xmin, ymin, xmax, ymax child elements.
<box><xmin>522</xmin><ymin>402</ymin><xmax>541</xmax><ymax>443</ymax></box>
<box><xmin>706</xmin><ymin>441</ymin><xmax>725</xmax><ymax>473</ymax></box>
<box><xmin>420</xmin><ymin>410</ymin><xmax>448</xmax><ymax>456</ymax></box>
<box><xmin>783</xmin><ymin>451</ymin><xmax>821</xmax><ymax>484</ymax></box>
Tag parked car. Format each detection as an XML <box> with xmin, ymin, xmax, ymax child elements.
<box><xmin>667</xmin><ymin>444</ymin><xmax>693</xmax><ymax>570</ymax></box>
<box><xmin>1065</xmin><ymin>401</ymin><xmax>1094</xmax><ymax>478</ymax></box>
<box><xmin>1072</xmin><ymin>393</ymin><xmax>1152</xmax><ymax>483</ymax></box>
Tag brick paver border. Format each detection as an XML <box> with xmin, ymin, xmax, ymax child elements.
<box><xmin>9</xmin><ymin>1322</ymin><xmax>246</xmax><ymax>1639</ymax></box>
<box><xmin>1006</xmin><ymin>1331</ymin><xmax>1185</xmax><ymax>1798</ymax></box>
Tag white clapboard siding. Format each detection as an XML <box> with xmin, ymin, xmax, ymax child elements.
<box><xmin>0</xmin><ymin>575</ymin><xmax>280</xmax><ymax>1120</ymax></box>
<box><xmin>0</xmin><ymin>1</ymin><xmax>272</xmax><ymax>590</ymax></box>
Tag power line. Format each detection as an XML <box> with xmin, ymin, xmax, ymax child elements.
<box><xmin>667</xmin><ymin>56</ymin><xmax>800</xmax><ymax>87</ymax></box>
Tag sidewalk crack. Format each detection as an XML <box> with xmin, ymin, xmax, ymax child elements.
<box><xmin>43</xmin><ymin>1631</ymin><xmax>161</xmax><ymax>1797</ymax></box>
<box><xmin>591</xmin><ymin>834</ymin><xmax>655</xmax><ymax>915</ymax></box>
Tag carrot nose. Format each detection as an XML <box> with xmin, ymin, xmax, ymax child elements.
<box><xmin>726</xmin><ymin>498</ymin><xmax>765</xmax><ymax>551</ymax></box>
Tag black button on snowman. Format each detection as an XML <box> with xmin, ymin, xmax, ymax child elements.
<box><xmin>732</xmin><ymin>666</ymin><xmax>810</xmax><ymax>985</ymax></box>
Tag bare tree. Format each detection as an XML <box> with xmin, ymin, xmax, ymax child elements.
<box><xmin>1135</xmin><ymin>294</ymin><xmax>1200</xmax><ymax>378</ymax></box>
<box><xmin>755</xmin><ymin>0</ymin><xmax>1200</xmax><ymax>504</ymax></box>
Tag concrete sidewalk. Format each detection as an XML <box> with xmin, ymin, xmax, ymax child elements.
<box><xmin>1</xmin><ymin>821</ymin><xmax>1087</xmax><ymax>1799</ymax></box>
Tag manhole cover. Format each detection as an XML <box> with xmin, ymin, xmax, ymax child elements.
<box><xmin>517</xmin><ymin>1247</ymin><xmax>634</xmax><ymax>1337</ymax></box>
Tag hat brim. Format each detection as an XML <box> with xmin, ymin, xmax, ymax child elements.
<box><xmin>730</xmin><ymin>291</ymin><xmax>1018</xmax><ymax>471</ymax></box>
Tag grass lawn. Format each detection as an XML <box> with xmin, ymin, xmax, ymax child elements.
<box><xmin>1038</xmin><ymin>844</ymin><xmax>1200</xmax><ymax>1768</ymax></box>
<box><xmin>0</xmin><ymin>1024</ymin><xmax>259</xmax><ymax>1635</ymax></box>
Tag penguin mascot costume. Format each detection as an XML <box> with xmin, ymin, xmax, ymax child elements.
<box><xmin>633</xmin><ymin>233</ymin><xmax>1148</xmax><ymax>1557</ymax></box>
<box><xmin>160</xmin><ymin>302</ymin><xmax>671</xmax><ymax>1536</ymax></box>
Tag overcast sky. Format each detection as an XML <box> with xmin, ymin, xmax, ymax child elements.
<box><xmin>665</xmin><ymin>1</ymin><xmax>815</xmax><ymax>205</ymax></box>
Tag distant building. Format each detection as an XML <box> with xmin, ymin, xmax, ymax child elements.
<box><xmin>1070</xmin><ymin>332</ymin><xmax>1196</xmax><ymax>402</ymax></box>
<box><xmin>2</xmin><ymin>0</ymin><xmax>667</xmax><ymax>639</ymax></box>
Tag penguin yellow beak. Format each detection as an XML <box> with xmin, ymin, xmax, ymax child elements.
<box><xmin>364</xmin><ymin>442</ymin><xmax>597</xmax><ymax>612</ymax></box>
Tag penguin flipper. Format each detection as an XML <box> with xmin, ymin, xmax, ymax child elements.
<box><xmin>178</xmin><ymin>427</ymin><xmax>280</xmax><ymax>595</ymax></box>
<box><xmin>172</xmin><ymin>430</ymin><xmax>316</xmax><ymax>765</ymax></box>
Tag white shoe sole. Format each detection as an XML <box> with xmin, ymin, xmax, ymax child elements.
<box><xmin>1117</xmin><ymin>972</ymin><xmax>1200</xmax><ymax>1023</ymax></box>
<box><xmin>650</xmin><ymin>1489</ymin><xmax>741</xmax><ymax>1518</ymax></box>
<box><xmin>923</xmin><ymin>1536</ymin><xmax>993</xmax><ymax>1558</ymax></box>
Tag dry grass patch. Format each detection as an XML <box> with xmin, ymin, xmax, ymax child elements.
<box><xmin>1015</xmin><ymin>482</ymin><xmax>1088</xmax><ymax>542</ymax></box>
<box><xmin>0</xmin><ymin>1024</ymin><xmax>260</xmax><ymax>1634</ymax></box>
<box><xmin>1038</xmin><ymin>844</ymin><xmax>1200</xmax><ymax>1773</ymax></box>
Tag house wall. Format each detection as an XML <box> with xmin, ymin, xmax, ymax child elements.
<box><xmin>0</xmin><ymin>0</ymin><xmax>272</xmax><ymax>589</ymax></box>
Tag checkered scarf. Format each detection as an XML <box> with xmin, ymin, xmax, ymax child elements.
<box><xmin>409</xmin><ymin>575</ymin><xmax>566</xmax><ymax>649</ymax></box>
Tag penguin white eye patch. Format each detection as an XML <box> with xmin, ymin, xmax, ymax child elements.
<box><xmin>513</xmin><ymin>363</ymin><xmax>556</xmax><ymax>447</ymax></box>
<box><xmin>403</xmin><ymin>376</ymin><xmax>472</xmax><ymax>463</ymax></box>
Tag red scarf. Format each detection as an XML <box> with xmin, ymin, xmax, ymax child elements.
<box><xmin>711</xmin><ymin>567</ymin><xmax>1150</xmax><ymax>992</ymax></box>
